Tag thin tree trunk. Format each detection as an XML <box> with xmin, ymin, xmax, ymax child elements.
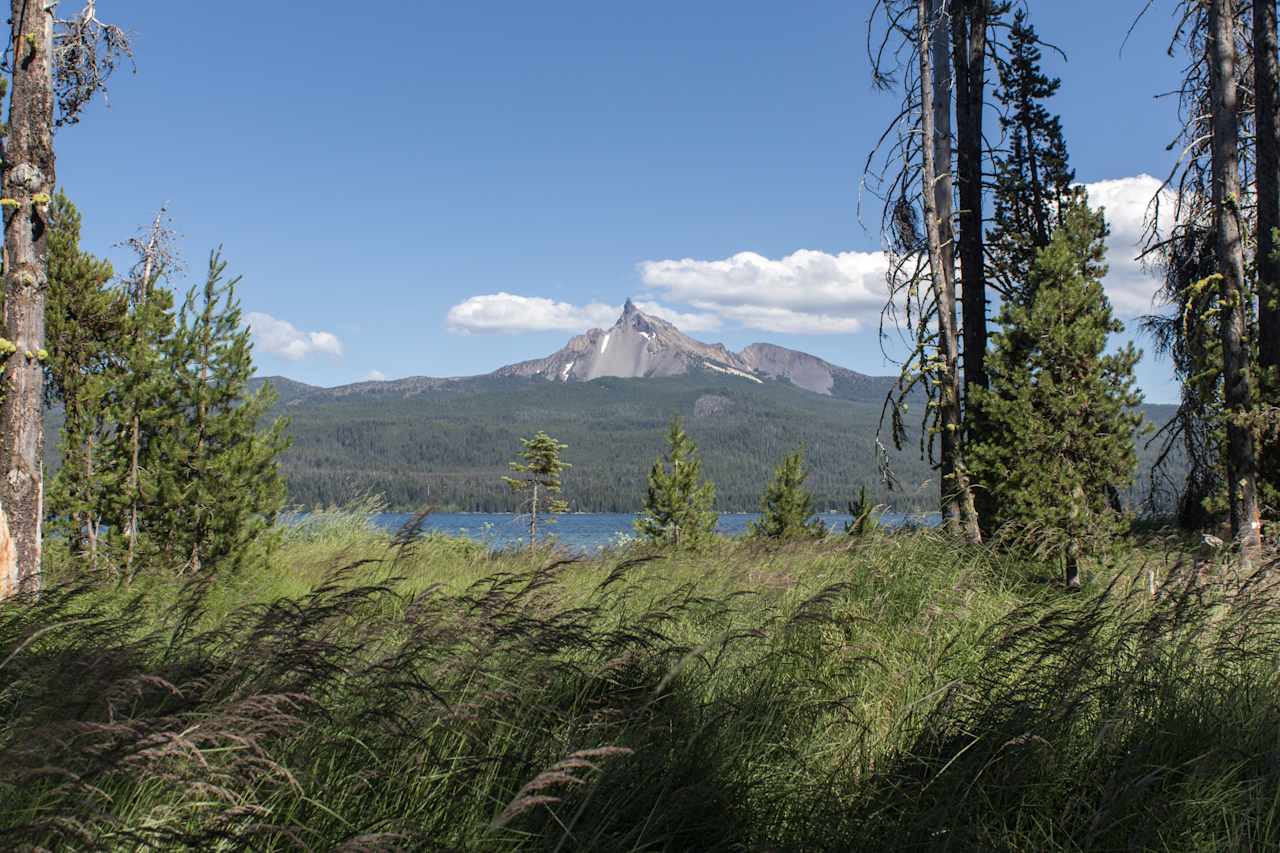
<box><xmin>1208</xmin><ymin>0</ymin><xmax>1263</xmax><ymax>562</ymax></box>
<box><xmin>123</xmin><ymin>217</ymin><xmax>161</xmax><ymax>577</ymax></box>
<box><xmin>919</xmin><ymin>0</ymin><xmax>982</xmax><ymax>545</ymax></box>
<box><xmin>952</xmin><ymin>0</ymin><xmax>989</xmax><ymax>396</ymax></box>
<box><xmin>85</xmin><ymin>433</ymin><xmax>99</xmax><ymax>574</ymax></box>
<box><xmin>1258</xmin><ymin>0</ymin><xmax>1280</xmax><ymax>385</ymax></box>
<box><xmin>530</xmin><ymin>482</ymin><xmax>539</xmax><ymax>548</ymax></box>
<box><xmin>0</xmin><ymin>2</ymin><xmax>56</xmax><ymax>598</ymax></box>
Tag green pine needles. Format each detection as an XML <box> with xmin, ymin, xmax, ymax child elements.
<box><xmin>504</xmin><ymin>431</ymin><xmax>570</xmax><ymax>548</ymax></box>
<box><xmin>43</xmin><ymin>199</ymin><xmax>289</xmax><ymax>580</ymax></box>
<box><xmin>635</xmin><ymin>417</ymin><xmax>717</xmax><ymax>549</ymax></box>
<box><xmin>750</xmin><ymin>448</ymin><xmax>825</xmax><ymax>542</ymax></box>
<box><xmin>149</xmin><ymin>252</ymin><xmax>290</xmax><ymax>575</ymax></box>
<box><xmin>970</xmin><ymin>200</ymin><xmax>1144</xmax><ymax>586</ymax></box>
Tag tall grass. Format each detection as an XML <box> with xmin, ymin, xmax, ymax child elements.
<box><xmin>4</xmin><ymin>514</ymin><xmax>1278</xmax><ymax>851</ymax></box>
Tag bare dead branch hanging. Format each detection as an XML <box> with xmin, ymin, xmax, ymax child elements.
<box><xmin>53</xmin><ymin>0</ymin><xmax>135</xmax><ymax>126</ymax></box>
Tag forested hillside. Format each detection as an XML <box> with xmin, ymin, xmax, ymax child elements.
<box><xmin>255</xmin><ymin>372</ymin><xmax>1179</xmax><ymax>513</ymax></box>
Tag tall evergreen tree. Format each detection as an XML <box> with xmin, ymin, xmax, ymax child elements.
<box><xmin>635</xmin><ymin>417</ymin><xmax>717</xmax><ymax>549</ymax></box>
<box><xmin>504</xmin><ymin>431</ymin><xmax>570</xmax><ymax>548</ymax></box>
<box><xmin>146</xmin><ymin>252</ymin><xmax>288</xmax><ymax>575</ymax></box>
<box><xmin>987</xmin><ymin>9</ymin><xmax>1076</xmax><ymax>304</ymax></box>
<box><xmin>970</xmin><ymin>201</ymin><xmax>1143</xmax><ymax>588</ymax></box>
<box><xmin>102</xmin><ymin>218</ymin><xmax>177</xmax><ymax>577</ymax></box>
<box><xmin>43</xmin><ymin>193</ymin><xmax>126</xmax><ymax>569</ymax></box>
<box><xmin>749</xmin><ymin>448</ymin><xmax>825</xmax><ymax>542</ymax></box>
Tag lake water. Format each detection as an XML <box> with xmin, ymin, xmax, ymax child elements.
<box><xmin>369</xmin><ymin>510</ymin><xmax>940</xmax><ymax>551</ymax></box>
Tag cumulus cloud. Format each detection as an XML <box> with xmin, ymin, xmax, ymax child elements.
<box><xmin>1084</xmin><ymin>174</ymin><xmax>1174</xmax><ymax>318</ymax></box>
<box><xmin>632</xmin><ymin>301</ymin><xmax>721</xmax><ymax>332</ymax></box>
<box><xmin>638</xmin><ymin>249</ymin><xmax>889</xmax><ymax>334</ymax></box>
<box><xmin>246</xmin><ymin>312</ymin><xmax>344</xmax><ymax>361</ymax></box>
<box><xmin>445</xmin><ymin>175</ymin><xmax>1169</xmax><ymax>340</ymax></box>
<box><xmin>365</xmin><ymin>370</ymin><xmax>387</xmax><ymax>381</ymax></box>
<box><xmin>445</xmin><ymin>293</ymin><xmax>718</xmax><ymax>334</ymax></box>
<box><xmin>446</xmin><ymin>293</ymin><xmax>619</xmax><ymax>334</ymax></box>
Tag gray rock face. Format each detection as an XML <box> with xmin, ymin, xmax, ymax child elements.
<box><xmin>496</xmin><ymin>299</ymin><xmax>757</xmax><ymax>383</ymax></box>
<box><xmin>493</xmin><ymin>300</ymin><xmax>884</xmax><ymax>399</ymax></box>
<box><xmin>738</xmin><ymin>342</ymin><xmax>837</xmax><ymax>395</ymax></box>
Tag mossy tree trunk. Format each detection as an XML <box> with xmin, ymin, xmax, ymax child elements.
<box><xmin>1257</xmin><ymin>0</ymin><xmax>1280</xmax><ymax>387</ymax></box>
<box><xmin>951</xmin><ymin>0</ymin><xmax>989</xmax><ymax>398</ymax></box>
<box><xmin>0</xmin><ymin>2</ymin><xmax>56</xmax><ymax>597</ymax></box>
<box><xmin>1207</xmin><ymin>0</ymin><xmax>1263</xmax><ymax>561</ymax></box>
<box><xmin>919</xmin><ymin>0</ymin><xmax>981</xmax><ymax>544</ymax></box>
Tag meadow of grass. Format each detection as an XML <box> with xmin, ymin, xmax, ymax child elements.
<box><xmin>2</xmin><ymin>512</ymin><xmax>1279</xmax><ymax>851</ymax></box>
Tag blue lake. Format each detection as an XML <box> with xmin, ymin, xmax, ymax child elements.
<box><xmin>369</xmin><ymin>511</ymin><xmax>940</xmax><ymax>552</ymax></box>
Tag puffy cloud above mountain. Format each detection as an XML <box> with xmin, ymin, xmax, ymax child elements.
<box><xmin>638</xmin><ymin>249</ymin><xmax>889</xmax><ymax>334</ymax></box>
<box><xmin>444</xmin><ymin>175</ymin><xmax>1171</xmax><ymax>338</ymax></box>
<box><xmin>447</xmin><ymin>293</ymin><xmax>624</xmax><ymax>333</ymax></box>
<box><xmin>631</xmin><ymin>301</ymin><xmax>722</xmax><ymax>332</ymax></box>
<box><xmin>446</xmin><ymin>292</ymin><xmax>720</xmax><ymax>334</ymax></box>
<box><xmin>247</xmin><ymin>312</ymin><xmax>344</xmax><ymax>360</ymax></box>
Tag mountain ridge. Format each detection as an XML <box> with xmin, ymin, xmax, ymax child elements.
<box><xmin>263</xmin><ymin>301</ymin><xmax>900</xmax><ymax>405</ymax></box>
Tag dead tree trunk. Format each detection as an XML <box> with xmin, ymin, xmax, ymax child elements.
<box><xmin>0</xmin><ymin>2</ymin><xmax>57</xmax><ymax>597</ymax></box>
<box><xmin>952</xmin><ymin>0</ymin><xmax>989</xmax><ymax>397</ymax></box>
<box><xmin>919</xmin><ymin>0</ymin><xmax>981</xmax><ymax>544</ymax></box>
<box><xmin>1257</xmin><ymin>0</ymin><xmax>1280</xmax><ymax>388</ymax></box>
<box><xmin>1207</xmin><ymin>0</ymin><xmax>1263</xmax><ymax>561</ymax></box>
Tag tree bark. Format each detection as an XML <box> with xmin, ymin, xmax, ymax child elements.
<box><xmin>919</xmin><ymin>0</ymin><xmax>981</xmax><ymax>544</ymax></box>
<box><xmin>1208</xmin><ymin>0</ymin><xmax>1263</xmax><ymax>561</ymax></box>
<box><xmin>1256</xmin><ymin>0</ymin><xmax>1280</xmax><ymax>387</ymax></box>
<box><xmin>0</xmin><ymin>2</ymin><xmax>56</xmax><ymax>598</ymax></box>
<box><xmin>952</xmin><ymin>0</ymin><xmax>989</xmax><ymax>396</ymax></box>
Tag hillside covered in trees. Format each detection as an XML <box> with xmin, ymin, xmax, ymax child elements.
<box><xmin>254</xmin><ymin>370</ymin><xmax>1179</xmax><ymax>513</ymax></box>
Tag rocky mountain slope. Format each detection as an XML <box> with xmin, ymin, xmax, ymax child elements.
<box><xmin>493</xmin><ymin>299</ymin><xmax>888</xmax><ymax>399</ymax></box>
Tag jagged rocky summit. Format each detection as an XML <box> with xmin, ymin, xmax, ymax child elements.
<box><xmin>494</xmin><ymin>299</ymin><xmax>868</xmax><ymax>397</ymax></box>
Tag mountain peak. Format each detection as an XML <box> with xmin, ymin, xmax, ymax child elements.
<box><xmin>493</xmin><ymin>302</ymin><xmax>875</xmax><ymax>398</ymax></box>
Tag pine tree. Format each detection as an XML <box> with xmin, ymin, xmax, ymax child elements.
<box><xmin>146</xmin><ymin>252</ymin><xmax>289</xmax><ymax>575</ymax></box>
<box><xmin>504</xmin><ymin>431</ymin><xmax>570</xmax><ymax>548</ymax></box>
<box><xmin>635</xmin><ymin>417</ymin><xmax>717</xmax><ymax>549</ymax></box>
<box><xmin>987</xmin><ymin>9</ymin><xmax>1076</xmax><ymax>304</ymax></box>
<box><xmin>43</xmin><ymin>193</ymin><xmax>127</xmax><ymax>569</ymax></box>
<box><xmin>750</xmin><ymin>448</ymin><xmax>826</xmax><ymax>542</ymax></box>
<box><xmin>844</xmin><ymin>484</ymin><xmax>879</xmax><ymax>538</ymax></box>
<box><xmin>101</xmin><ymin>223</ymin><xmax>177</xmax><ymax>577</ymax></box>
<box><xmin>970</xmin><ymin>200</ymin><xmax>1144</xmax><ymax>588</ymax></box>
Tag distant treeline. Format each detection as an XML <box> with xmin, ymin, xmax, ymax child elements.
<box><xmin>262</xmin><ymin>374</ymin><xmax>1180</xmax><ymax>515</ymax></box>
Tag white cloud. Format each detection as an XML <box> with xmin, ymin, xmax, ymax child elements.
<box><xmin>365</xmin><ymin>370</ymin><xmax>387</xmax><ymax>381</ymax></box>
<box><xmin>446</xmin><ymin>293</ymin><xmax>619</xmax><ymax>334</ymax></box>
<box><xmin>445</xmin><ymin>175</ymin><xmax>1168</xmax><ymax>340</ymax></box>
<box><xmin>1084</xmin><ymin>174</ymin><xmax>1174</xmax><ymax>318</ymax></box>
<box><xmin>633</xmin><ymin>301</ymin><xmax>721</xmax><ymax>332</ymax></box>
<box><xmin>246</xmin><ymin>312</ymin><xmax>344</xmax><ymax>361</ymax></box>
<box><xmin>638</xmin><ymin>249</ymin><xmax>889</xmax><ymax>335</ymax></box>
<box><xmin>445</xmin><ymin>293</ymin><xmax>719</xmax><ymax>335</ymax></box>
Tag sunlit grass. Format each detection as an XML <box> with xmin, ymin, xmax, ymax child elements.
<box><xmin>6</xmin><ymin>509</ymin><xmax>1277</xmax><ymax>851</ymax></box>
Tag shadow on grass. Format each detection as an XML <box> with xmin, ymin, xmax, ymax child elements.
<box><xmin>3</xmin><ymin>529</ymin><xmax>1278</xmax><ymax>852</ymax></box>
<box><xmin>842</xmin><ymin>548</ymin><xmax>1280</xmax><ymax>852</ymax></box>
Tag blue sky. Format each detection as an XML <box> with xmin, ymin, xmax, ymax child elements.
<box><xmin>57</xmin><ymin>1</ymin><xmax>1185</xmax><ymax>400</ymax></box>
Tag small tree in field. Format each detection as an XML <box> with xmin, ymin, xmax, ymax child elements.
<box><xmin>750</xmin><ymin>448</ymin><xmax>825</xmax><ymax>542</ymax></box>
<box><xmin>504</xmin><ymin>432</ymin><xmax>570</xmax><ymax>548</ymax></box>
<box><xmin>970</xmin><ymin>199</ymin><xmax>1143</xmax><ymax>589</ymax></box>
<box><xmin>635</xmin><ymin>417</ymin><xmax>717</xmax><ymax>549</ymax></box>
